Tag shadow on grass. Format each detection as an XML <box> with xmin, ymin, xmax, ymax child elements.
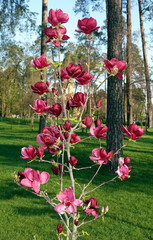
<box><xmin>105</xmin><ymin>213</ymin><xmax>153</xmax><ymax>232</ymax></box>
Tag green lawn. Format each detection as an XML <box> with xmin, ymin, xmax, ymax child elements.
<box><xmin>0</xmin><ymin>117</ymin><xmax>153</xmax><ymax>240</ymax></box>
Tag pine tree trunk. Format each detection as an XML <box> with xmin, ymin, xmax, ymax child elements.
<box><xmin>106</xmin><ymin>0</ymin><xmax>123</xmax><ymax>172</ymax></box>
<box><xmin>39</xmin><ymin>0</ymin><xmax>48</xmax><ymax>133</ymax></box>
<box><xmin>138</xmin><ymin>0</ymin><xmax>152</xmax><ymax>128</ymax></box>
<box><xmin>126</xmin><ymin>0</ymin><xmax>133</xmax><ymax>126</ymax></box>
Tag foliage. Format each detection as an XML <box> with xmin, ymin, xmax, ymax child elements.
<box><xmin>0</xmin><ymin>0</ymin><xmax>37</xmax><ymax>39</ymax></box>
<box><xmin>0</xmin><ymin>118</ymin><xmax>153</xmax><ymax>239</ymax></box>
<box><xmin>74</xmin><ymin>0</ymin><xmax>104</xmax><ymax>16</ymax></box>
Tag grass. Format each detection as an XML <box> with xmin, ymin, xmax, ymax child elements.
<box><xmin>0</xmin><ymin>117</ymin><xmax>153</xmax><ymax>240</ymax></box>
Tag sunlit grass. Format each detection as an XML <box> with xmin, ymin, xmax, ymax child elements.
<box><xmin>0</xmin><ymin>117</ymin><xmax>153</xmax><ymax>240</ymax></box>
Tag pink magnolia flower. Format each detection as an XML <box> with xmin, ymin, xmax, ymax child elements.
<box><xmin>45</xmin><ymin>26</ymin><xmax>69</xmax><ymax>46</ymax></box>
<box><xmin>36</xmin><ymin>146</ymin><xmax>45</xmax><ymax>159</ymax></box>
<box><xmin>66</xmin><ymin>63</ymin><xmax>83</xmax><ymax>78</ymax></box>
<box><xmin>82</xmin><ymin>116</ymin><xmax>93</xmax><ymax>128</ymax></box>
<box><xmin>66</xmin><ymin>92</ymin><xmax>87</xmax><ymax>110</ymax></box>
<box><xmin>20</xmin><ymin>145</ymin><xmax>37</xmax><ymax>160</ymax></box>
<box><xmin>89</xmin><ymin>148</ymin><xmax>113</xmax><ymax>164</ymax></box>
<box><xmin>52</xmin><ymin>88</ymin><xmax>58</xmax><ymax>95</ymax></box>
<box><xmin>30</xmin><ymin>99</ymin><xmax>48</xmax><ymax>114</ymax></box>
<box><xmin>51</xmin><ymin>164</ymin><xmax>62</xmax><ymax>176</ymax></box>
<box><xmin>119</xmin><ymin>156</ymin><xmax>131</xmax><ymax>167</ymax></box>
<box><xmin>90</xmin><ymin>125</ymin><xmax>108</xmax><ymax>139</ymax></box>
<box><xmin>48</xmin><ymin>9</ymin><xmax>69</xmax><ymax>26</ymax></box>
<box><xmin>31</xmin><ymin>81</ymin><xmax>49</xmax><ymax>95</ymax></box>
<box><xmin>73</xmin><ymin>92</ymin><xmax>87</xmax><ymax>106</ymax></box>
<box><xmin>54</xmin><ymin>187</ymin><xmax>83</xmax><ymax>214</ymax></box>
<box><xmin>116</xmin><ymin>165</ymin><xmax>130</xmax><ymax>180</ymax></box>
<box><xmin>44</xmin><ymin>26</ymin><xmax>58</xmax><ymax>39</ymax></box>
<box><xmin>84</xmin><ymin>197</ymin><xmax>99</xmax><ymax>218</ymax></box>
<box><xmin>121</xmin><ymin>124</ymin><xmax>144</xmax><ymax>139</ymax></box>
<box><xmin>75</xmin><ymin>72</ymin><xmax>94</xmax><ymax>85</ymax></box>
<box><xmin>95</xmin><ymin>119</ymin><xmax>102</xmax><ymax>127</ymax></box>
<box><xmin>70</xmin><ymin>132</ymin><xmax>81</xmax><ymax>144</ymax></box>
<box><xmin>37</xmin><ymin>133</ymin><xmax>56</xmax><ymax>148</ymax></box>
<box><xmin>47</xmin><ymin>103</ymin><xmax>63</xmax><ymax>117</ymax></box>
<box><xmin>76</xmin><ymin>17</ymin><xmax>100</xmax><ymax>34</ymax></box>
<box><xmin>49</xmin><ymin>143</ymin><xmax>63</xmax><ymax>154</ymax></box>
<box><xmin>116</xmin><ymin>156</ymin><xmax>132</xmax><ymax>180</ymax></box>
<box><xmin>68</xmin><ymin>156</ymin><xmax>78</xmax><ymax>167</ymax></box>
<box><xmin>42</xmin><ymin>126</ymin><xmax>62</xmax><ymax>140</ymax></box>
<box><xmin>60</xmin><ymin>68</ymin><xmax>70</xmax><ymax>81</ymax></box>
<box><xmin>31</xmin><ymin>55</ymin><xmax>52</xmax><ymax>69</ymax></box>
<box><xmin>20</xmin><ymin>168</ymin><xmax>49</xmax><ymax>193</ymax></box>
<box><xmin>96</xmin><ymin>100</ymin><xmax>102</xmax><ymax>108</ymax></box>
<box><xmin>57</xmin><ymin>223</ymin><xmax>63</xmax><ymax>234</ymax></box>
<box><xmin>63</xmin><ymin>120</ymin><xmax>71</xmax><ymax>131</ymax></box>
<box><xmin>104</xmin><ymin>58</ymin><xmax>126</xmax><ymax>79</ymax></box>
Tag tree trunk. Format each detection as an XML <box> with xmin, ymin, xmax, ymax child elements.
<box><xmin>39</xmin><ymin>0</ymin><xmax>48</xmax><ymax>133</ymax></box>
<box><xmin>106</xmin><ymin>0</ymin><xmax>123</xmax><ymax>172</ymax></box>
<box><xmin>126</xmin><ymin>0</ymin><xmax>133</xmax><ymax>126</ymax></box>
<box><xmin>138</xmin><ymin>0</ymin><xmax>152</xmax><ymax>128</ymax></box>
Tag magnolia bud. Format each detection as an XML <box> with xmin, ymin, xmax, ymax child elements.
<box><xmin>105</xmin><ymin>206</ymin><xmax>109</xmax><ymax>214</ymax></box>
<box><xmin>74</xmin><ymin>219</ymin><xmax>79</xmax><ymax>226</ymax></box>
<box><xmin>124</xmin><ymin>156</ymin><xmax>130</xmax><ymax>166</ymax></box>
<box><xmin>57</xmin><ymin>223</ymin><xmax>63</xmax><ymax>233</ymax></box>
<box><xmin>68</xmin><ymin>156</ymin><xmax>78</xmax><ymax>167</ymax></box>
<box><xmin>101</xmin><ymin>205</ymin><xmax>105</xmax><ymax>215</ymax></box>
<box><xmin>96</xmin><ymin>100</ymin><xmax>102</xmax><ymax>108</ymax></box>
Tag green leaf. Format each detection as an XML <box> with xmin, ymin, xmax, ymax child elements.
<box><xmin>52</xmin><ymin>61</ymin><xmax>61</xmax><ymax>67</ymax></box>
<box><xmin>30</xmin><ymin>67</ymin><xmax>39</xmax><ymax>72</ymax></box>
<box><xmin>61</xmin><ymin>232</ymin><xmax>67</xmax><ymax>237</ymax></box>
<box><xmin>96</xmin><ymin>63</ymin><xmax>101</xmax><ymax>67</ymax></box>
<box><xmin>82</xmin><ymin>230</ymin><xmax>89</xmax><ymax>236</ymax></box>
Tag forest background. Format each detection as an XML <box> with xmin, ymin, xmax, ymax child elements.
<box><xmin>0</xmin><ymin>0</ymin><xmax>153</xmax><ymax>126</ymax></box>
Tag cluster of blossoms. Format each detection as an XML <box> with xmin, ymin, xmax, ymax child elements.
<box><xmin>45</xmin><ymin>9</ymin><xmax>69</xmax><ymax>47</ymax></box>
<box><xmin>60</xmin><ymin>63</ymin><xmax>95</xmax><ymax>85</ymax></box>
<box><xmin>16</xmin><ymin>8</ymin><xmax>145</xmax><ymax>240</ymax></box>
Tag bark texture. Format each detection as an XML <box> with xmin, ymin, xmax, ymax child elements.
<box><xmin>138</xmin><ymin>0</ymin><xmax>152</xmax><ymax>128</ymax></box>
<box><xmin>126</xmin><ymin>0</ymin><xmax>133</xmax><ymax>126</ymax></box>
<box><xmin>39</xmin><ymin>0</ymin><xmax>48</xmax><ymax>133</ymax></box>
<box><xmin>106</xmin><ymin>0</ymin><xmax>123</xmax><ymax>172</ymax></box>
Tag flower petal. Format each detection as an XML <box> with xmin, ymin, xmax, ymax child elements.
<box><xmin>65</xmin><ymin>187</ymin><xmax>74</xmax><ymax>202</ymax></box>
<box><xmin>73</xmin><ymin>199</ymin><xmax>83</xmax><ymax>206</ymax></box>
<box><xmin>39</xmin><ymin>172</ymin><xmax>49</xmax><ymax>184</ymax></box>
<box><xmin>66</xmin><ymin>204</ymin><xmax>75</xmax><ymax>214</ymax></box>
<box><xmin>54</xmin><ymin>203</ymin><xmax>65</xmax><ymax>214</ymax></box>
<box><xmin>20</xmin><ymin>178</ymin><xmax>32</xmax><ymax>188</ymax></box>
<box><xmin>56</xmin><ymin>192</ymin><xmax>67</xmax><ymax>203</ymax></box>
<box><xmin>89</xmin><ymin>125</ymin><xmax>95</xmax><ymax>136</ymax></box>
<box><xmin>32</xmin><ymin>181</ymin><xmax>40</xmax><ymax>193</ymax></box>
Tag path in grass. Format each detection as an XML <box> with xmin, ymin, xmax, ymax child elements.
<box><xmin>0</xmin><ymin>118</ymin><xmax>153</xmax><ymax>240</ymax></box>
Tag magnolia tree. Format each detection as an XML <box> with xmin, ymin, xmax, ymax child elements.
<box><xmin>15</xmin><ymin>9</ymin><xmax>144</xmax><ymax>240</ymax></box>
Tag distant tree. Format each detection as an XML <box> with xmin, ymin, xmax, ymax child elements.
<box><xmin>132</xmin><ymin>86</ymin><xmax>146</xmax><ymax>123</ymax></box>
<box><xmin>0</xmin><ymin>0</ymin><xmax>37</xmax><ymax>40</ymax></box>
<box><xmin>74</xmin><ymin>0</ymin><xmax>104</xmax><ymax>16</ymax></box>
<box><xmin>138</xmin><ymin>0</ymin><xmax>153</xmax><ymax>128</ymax></box>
